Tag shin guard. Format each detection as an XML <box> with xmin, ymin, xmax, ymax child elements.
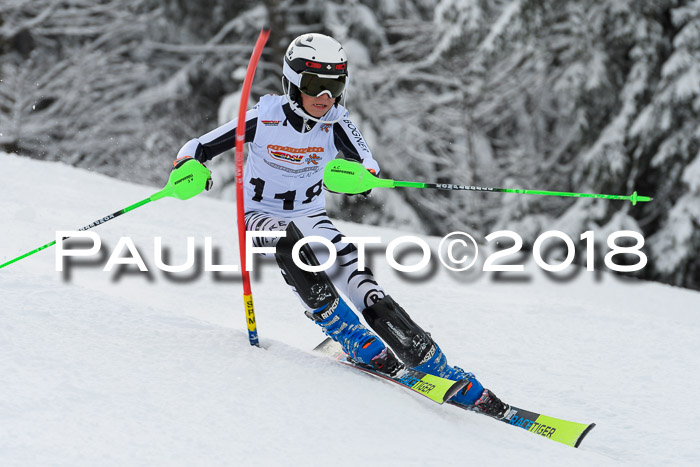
<box><xmin>275</xmin><ymin>221</ymin><xmax>338</xmax><ymax>310</ymax></box>
<box><xmin>361</xmin><ymin>295</ymin><xmax>438</xmax><ymax>369</ymax></box>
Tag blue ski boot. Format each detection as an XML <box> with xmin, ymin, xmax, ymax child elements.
<box><xmin>413</xmin><ymin>344</ymin><xmax>508</xmax><ymax>416</ymax></box>
<box><xmin>360</xmin><ymin>295</ymin><xmax>501</xmax><ymax>409</ymax></box>
<box><xmin>308</xmin><ymin>297</ymin><xmax>401</xmax><ymax>375</ymax></box>
<box><xmin>410</xmin><ymin>343</ymin><xmax>486</xmax><ymax>406</ymax></box>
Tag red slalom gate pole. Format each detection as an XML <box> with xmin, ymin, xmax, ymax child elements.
<box><xmin>235</xmin><ymin>26</ymin><xmax>269</xmax><ymax>347</ymax></box>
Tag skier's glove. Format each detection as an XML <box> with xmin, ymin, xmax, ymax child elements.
<box><xmin>323</xmin><ymin>168</ymin><xmax>375</xmax><ymax>197</ymax></box>
<box><xmin>172</xmin><ymin>156</ymin><xmax>213</xmax><ymax>191</ymax></box>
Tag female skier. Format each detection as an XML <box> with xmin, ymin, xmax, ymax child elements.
<box><xmin>173</xmin><ymin>33</ymin><xmax>507</xmax><ymax>416</ymax></box>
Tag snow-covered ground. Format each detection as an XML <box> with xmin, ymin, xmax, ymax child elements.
<box><xmin>1</xmin><ymin>152</ymin><xmax>699</xmax><ymax>466</ymax></box>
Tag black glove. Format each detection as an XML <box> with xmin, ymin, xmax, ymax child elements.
<box><xmin>355</xmin><ymin>168</ymin><xmax>376</xmax><ymax>197</ymax></box>
<box><xmin>323</xmin><ymin>184</ymin><xmax>371</xmax><ymax>197</ymax></box>
<box><xmin>172</xmin><ymin>156</ymin><xmax>213</xmax><ymax>191</ymax></box>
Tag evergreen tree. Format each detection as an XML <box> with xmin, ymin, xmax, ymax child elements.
<box><xmin>1</xmin><ymin>0</ymin><xmax>697</xmax><ymax>289</ymax></box>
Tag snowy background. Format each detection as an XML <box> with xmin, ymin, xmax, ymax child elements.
<box><xmin>1</xmin><ymin>152</ymin><xmax>700</xmax><ymax>466</ymax></box>
<box><xmin>1</xmin><ymin>0</ymin><xmax>699</xmax><ymax>290</ymax></box>
<box><xmin>2</xmin><ymin>1</ymin><xmax>700</xmax><ymax>465</ymax></box>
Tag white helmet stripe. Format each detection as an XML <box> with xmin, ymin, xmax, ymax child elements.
<box><xmin>282</xmin><ymin>61</ymin><xmax>302</xmax><ymax>87</ymax></box>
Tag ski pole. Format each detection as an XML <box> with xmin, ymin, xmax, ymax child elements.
<box><xmin>0</xmin><ymin>159</ymin><xmax>211</xmax><ymax>269</ymax></box>
<box><xmin>323</xmin><ymin>159</ymin><xmax>653</xmax><ymax>205</ymax></box>
<box><xmin>234</xmin><ymin>26</ymin><xmax>270</xmax><ymax>347</ymax></box>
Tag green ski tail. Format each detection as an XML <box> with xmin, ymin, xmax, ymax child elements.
<box><xmin>314</xmin><ymin>338</ymin><xmax>465</xmax><ymax>404</ymax></box>
<box><xmin>317</xmin><ymin>337</ymin><xmax>595</xmax><ymax>448</ymax></box>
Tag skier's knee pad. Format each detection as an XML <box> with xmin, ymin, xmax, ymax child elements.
<box><xmin>361</xmin><ymin>295</ymin><xmax>436</xmax><ymax>368</ymax></box>
<box><xmin>275</xmin><ymin>221</ymin><xmax>338</xmax><ymax>310</ymax></box>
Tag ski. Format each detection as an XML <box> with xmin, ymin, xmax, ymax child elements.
<box><xmin>449</xmin><ymin>400</ymin><xmax>596</xmax><ymax>448</ymax></box>
<box><xmin>314</xmin><ymin>338</ymin><xmax>467</xmax><ymax>404</ymax></box>
<box><xmin>316</xmin><ymin>338</ymin><xmax>595</xmax><ymax>448</ymax></box>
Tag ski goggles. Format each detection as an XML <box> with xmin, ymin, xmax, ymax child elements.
<box><xmin>299</xmin><ymin>73</ymin><xmax>347</xmax><ymax>98</ymax></box>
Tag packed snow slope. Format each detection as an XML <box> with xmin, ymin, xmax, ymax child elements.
<box><xmin>1</xmin><ymin>153</ymin><xmax>699</xmax><ymax>466</ymax></box>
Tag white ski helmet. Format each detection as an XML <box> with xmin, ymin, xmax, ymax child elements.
<box><xmin>282</xmin><ymin>33</ymin><xmax>348</xmax><ymax>122</ymax></box>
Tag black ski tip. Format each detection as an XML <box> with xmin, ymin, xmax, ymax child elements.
<box><xmin>262</xmin><ymin>25</ymin><xmax>271</xmax><ymax>32</ymax></box>
<box><xmin>444</xmin><ymin>379</ymin><xmax>469</xmax><ymax>403</ymax></box>
<box><xmin>574</xmin><ymin>423</ymin><xmax>596</xmax><ymax>448</ymax></box>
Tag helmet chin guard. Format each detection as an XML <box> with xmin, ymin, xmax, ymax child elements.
<box><xmin>282</xmin><ymin>33</ymin><xmax>349</xmax><ymax>124</ymax></box>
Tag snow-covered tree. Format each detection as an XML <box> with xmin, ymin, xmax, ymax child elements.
<box><xmin>1</xmin><ymin>0</ymin><xmax>697</xmax><ymax>290</ymax></box>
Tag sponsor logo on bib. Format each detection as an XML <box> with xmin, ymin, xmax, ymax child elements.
<box><xmin>267</xmin><ymin>145</ymin><xmax>324</xmax><ymax>165</ymax></box>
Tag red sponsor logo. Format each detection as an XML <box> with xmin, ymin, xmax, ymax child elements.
<box><xmin>267</xmin><ymin>145</ymin><xmax>324</xmax><ymax>165</ymax></box>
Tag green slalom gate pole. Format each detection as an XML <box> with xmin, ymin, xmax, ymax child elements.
<box><xmin>324</xmin><ymin>159</ymin><xmax>653</xmax><ymax>206</ymax></box>
<box><xmin>0</xmin><ymin>159</ymin><xmax>212</xmax><ymax>269</ymax></box>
